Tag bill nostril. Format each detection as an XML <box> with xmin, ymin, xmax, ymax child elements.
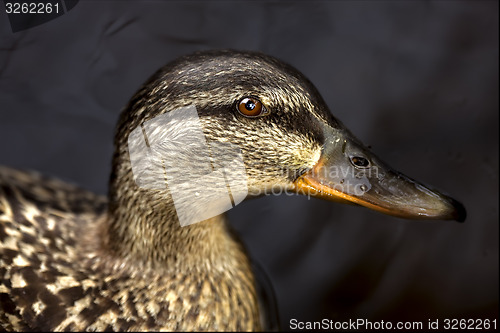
<box><xmin>350</xmin><ymin>156</ymin><xmax>370</xmax><ymax>168</ymax></box>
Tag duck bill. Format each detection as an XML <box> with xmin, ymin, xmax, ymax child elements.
<box><xmin>293</xmin><ymin>135</ymin><xmax>466</xmax><ymax>222</ymax></box>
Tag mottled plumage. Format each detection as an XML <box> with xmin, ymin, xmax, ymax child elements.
<box><xmin>1</xmin><ymin>50</ymin><xmax>464</xmax><ymax>331</ymax></box>
<box><xmin>0</xmin><ymin>166</ymin><xmax>260</xmax><ymax>331</ymax></box>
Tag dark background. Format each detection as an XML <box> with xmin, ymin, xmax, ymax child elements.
<box><xmin>1</xmin><ymin>1</ymin><xmax>498</xmax><ymax>329</ymax></box>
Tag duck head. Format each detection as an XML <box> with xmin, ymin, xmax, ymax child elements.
<box><xmin>109</xmin><ymin>50</ymin><xmax>465</xmax><ymax>245</ymax></box>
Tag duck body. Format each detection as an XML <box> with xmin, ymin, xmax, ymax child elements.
<box><xmin>1</xmin><ymin>50</ymin><xmax>465</xmax><ymax>331</ymax></box>
<box><xmin>0</xmin><ymin>166</ymin><xmax>259</xmax><ymax>331</ymax></box>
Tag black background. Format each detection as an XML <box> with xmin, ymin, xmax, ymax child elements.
<box><xmin>0</xmin><ymin>1</ymin><xmax>498</xmax><ymax>329</ymax></box>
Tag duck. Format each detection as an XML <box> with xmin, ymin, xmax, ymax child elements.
<box><xmin>0</xmin><ymin>49</ymin><xmax>466</xmax><ymax>331</ymax></box>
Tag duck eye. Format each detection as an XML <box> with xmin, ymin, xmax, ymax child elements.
<box><xmin>237</xmin><ymin>97</ymin><xmax>267</xmax><ymax>117</ymax></box>
<box><xmin>350</xmin><ymin>156</ymin><xmax>370</xmax><ymax>168</ymax></box>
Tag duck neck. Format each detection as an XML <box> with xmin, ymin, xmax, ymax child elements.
<box><xmin>104</xmin><ymin>165</ymin><xmax>249</xmax><ymax>273</ymax></box>
<box><xmin>107</xmin><ymin>197</ymin><xmax>247</xmax><ymax>273</ymax></box>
